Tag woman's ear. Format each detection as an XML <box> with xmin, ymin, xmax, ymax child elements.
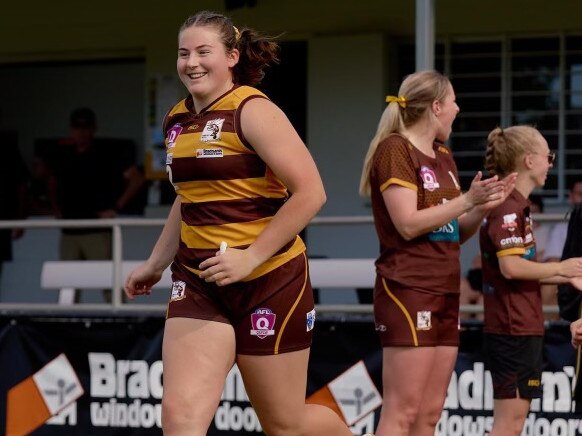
<box><xmin>228</xmin><ymin>48</ymin><xmax>240</xmax><ymax>68</ymax></box>
<box><xmin>432</xmin><ymin>100</ymin><xmax>441</xmax><ymax>116</ymax></box>
<box><xmin>524</xmin><ymin>153</ymin><xmax>535</xmax><ymax>169</ymax></box>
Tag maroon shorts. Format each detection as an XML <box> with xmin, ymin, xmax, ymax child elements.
<box><xmin>166</xmin><ymin>253</ymin><xmax>315</xmax><ymax>356</ymax></box>
<box><xmin>373</xmin><ymin>276</ymin><xmax>460</xmax><ymax>347</ymax></box>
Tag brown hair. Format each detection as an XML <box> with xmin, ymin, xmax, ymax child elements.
<box><xmin>359</xmin><ymin>70</ymin><xmax>452</xmax><ymax>196</ymax></box>
<box><xmin>484</xmin><ymin>125</ymin><xmax>542</xmax><ymax>177</ymax></box>
<box><xmin>180</xmin><ymin>11</ymin><xmax>279</xmax><ymax>86</ymax></box>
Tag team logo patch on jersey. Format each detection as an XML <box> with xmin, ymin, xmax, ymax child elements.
<box><xmin>306</xmin><ymin>309</ymin><xmax>316</xmax><ymax>332</ymax></box>
<box><xmin>170</xmin><ymin>280</ymin><xmax>186</xmax><ymax>301</ymax></box>
<box><xmin>420</xmin><ymin>166</ymin><xmax>440</xmax><ymax>191</ymax></box>
<box><xmin>502</xmin><ymin>213</ymin><xmax>518</xmax><ymax>231</ymax></box>
<box><xmin>196</xmin><ymin>148</ymin><xmax>224</xmax><ymax>158</ymax></box>
<box><xmin>416</xmin><ymin>311</ymin><xmax>432</xmax><ymax>330</ymax></box>
<box><xmin>166</xmin><ymin>124</ymin><xmax>183</xmax><ymax>149</ymax></box>
<box><xmin>200</xmin><ymin>118</ymin><xmax>225</xmax><ymax>142</ymax></box>
<box><xmin>250</xmin><ymin>308</ymin><xmax>276</xmax><ymax>339</ymax></box>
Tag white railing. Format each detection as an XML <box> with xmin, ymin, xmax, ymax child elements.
<box><xmin>0</xmin><ymin>213</ymin><xmax>569</xmax><ymax>315</ymax></box>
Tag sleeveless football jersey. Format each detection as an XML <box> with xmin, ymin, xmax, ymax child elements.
<box><xmin>164</xmin><ymin>85</ymin><xmax>305</xmax><ymax>281</ymax></box>
<box><xmin>370</xmin><ymin>133</ymin><xmax>462</xmax><ymax>294</ymax></box>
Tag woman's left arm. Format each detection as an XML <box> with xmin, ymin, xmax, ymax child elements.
<box><xmin>199</xmin><ymin>97</ymin><xmax>325</xmax><ymax>284</ymax></box>
<box><xmin>242</xmin><ymin>98</ymin><xmax>326</xmax><ymax>262</ymax></box>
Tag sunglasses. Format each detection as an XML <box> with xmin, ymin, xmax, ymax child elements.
<box><xmin>534</xmin><ymin>151</ymin><xmax>556</xmax><ymax>165</ymax></box>
<box><xmin>547</xmin><ymin>152</ymin><xmax>556</xmax><ymax>165</ymax></box>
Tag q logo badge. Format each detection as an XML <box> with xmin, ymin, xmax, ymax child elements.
<box><xmin>250</xmin><ymin>308</ymin><xmax>276</xmax><ymax>339</ymax></box>
<box><xmin>420</xmin><ymin>165</ymin><xmax>440</xmax><ymax>191</ymax></box>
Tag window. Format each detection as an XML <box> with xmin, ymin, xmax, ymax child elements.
<box><xmin>396</xmin><ymin>34</ymin><xmax>582</xmax><ymax>204</ymax></box>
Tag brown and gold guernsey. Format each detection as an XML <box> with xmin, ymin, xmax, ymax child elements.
<box><xmin>370</xmin><ymin>134</ymin><xmax>462</xmax><ymax>294</ymax></box>
<box><xmin>480</xmin><ymin>190</ymin><xmax>543</xmax><ymax>336</ymax></box>
<box><xmin>164</xmin><ymin>85</ymin><xmax>305</xmax><ymax>281</ymax></box>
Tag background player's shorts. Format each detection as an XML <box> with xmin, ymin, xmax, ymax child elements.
<box><xmin>166</xmin><ymin>252</ymin><xmax>315</xmax><ymax>356</ymax></box>
<box><xmin>484</xmin><ymin>333</ymin><xmax>543</xmax><ymax>399</ymax></box>
<box><xmin>373</xmin><ymin>276</ymin><xmax>459</xmax><ymax>347</ymax></box>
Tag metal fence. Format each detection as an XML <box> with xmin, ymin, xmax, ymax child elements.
<box><xmin>0</xmin><ymin>213</ymin><xmax>569</xmax><ymax>316</ymax></box>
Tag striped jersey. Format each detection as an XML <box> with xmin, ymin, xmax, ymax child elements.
<box><xmin>164</xmin><ymin>85</ymin><xmax>305</xmax><ymax>280</ymax></box>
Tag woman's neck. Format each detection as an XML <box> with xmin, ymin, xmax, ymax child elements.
<box><xmin>515</xmin><ymin>172</ymin><xmax>536</xmax><ymax>199</ymax></box>
<box><xmin>192</xmin><ymin>81</ymin><xmax>235</xmax><ymax>113</ymax></box>
<box><xmin>401</xmin><ymin>122</ymin><xmax>437</xmax><ymax>157</ymax></box>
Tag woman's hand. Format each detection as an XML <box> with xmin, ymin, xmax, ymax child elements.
<box><xmin>477</xmin><ymin>172</ymin><xmax>518</xmax><ymax>213</ymax></box>
<box><xmin>198</xmin><ymin>246</ymin><xmax>261</xmax><ymax>286</ymax></box>
<box><xmin>559</xmin><ymin>257</ymin><xmax>582</xmax><ymax>278</ymax></box>
<box><xmin>465</xmin><ymin>171</ymin><xmax>507</xmax><ymax>209</ymax></box>
<box><xmin>124</xmin><ymin>262</ymin><xmax>163</xmax><ymax>299</ymax></box>
<box><xmin>571</xmin><ymin>318</ymin><xmax>582</xmax><ymax>347</ymax></box>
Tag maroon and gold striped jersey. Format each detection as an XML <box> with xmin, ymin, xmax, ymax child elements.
<box><xmin>164</xmin><ymin>85</ymin><xmax>305</xmax><ymax>280</ymax></box>
<box><xmin>370</xmin><ymin>134</ymin><xmax>462</xmax><ymax>294</ymax></box>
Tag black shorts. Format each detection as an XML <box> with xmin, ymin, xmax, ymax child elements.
<box><xmin>166</xmin><ymin>252</ymin><xmax>315</xmax><ymax>356</ymax></box>
<box><xmin>483</xmin><ymin>333</ymin><xmax>543</xmax><ymax>399</ymax></box>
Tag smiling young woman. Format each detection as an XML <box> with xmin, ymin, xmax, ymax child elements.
<box><xmin>124</xmin><ymin>10</ymin><xmax>352</xmax><ymax>436</ymax></box>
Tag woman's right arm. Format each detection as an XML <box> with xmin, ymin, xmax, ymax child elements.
<box><xmin>145</xmin><ymin>196</ymin><xmax>182</xmax><ymax>271</ymax></box>
<box><xmin>383</xmin><ymin>172</ymin><xmax>502</xmax><ymax>241</ymax></box>
<box><xmin>124</xmin><ymin>196</ymin><xmax>181</xmax><ymax>296</ymax></box>
<box><xmin>499</xmin><ymin>255</ymin><xmax>582</xmax><ymax>281</ymax></box>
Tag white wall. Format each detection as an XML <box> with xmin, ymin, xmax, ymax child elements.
<box><xmin>306</xmin><ymin>34</ymin><xmax>386</xmax><ymax>302</ymax></box>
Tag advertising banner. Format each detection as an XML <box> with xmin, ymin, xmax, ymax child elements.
<box><xmin>0</xmin><ymin>316</ymin><xmax>580</xmax><ymax>435</ymax></box>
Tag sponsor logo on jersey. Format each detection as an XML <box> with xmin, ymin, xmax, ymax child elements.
<box><xmin>166</xmin><ymin>124</ymin><xmax>183</xmax><ymax>148</ymax></box>
<box><xmin>417</xmin><ymin>311</ymin><xmax>432</xmax><ymax>330</ymax></box>
<box><xmin>250</xmin><ymin>308</ymin><xmax>276</xmax><ymax>339</ymax></box>
<box><xmin>429</xmin><ymin>218</ymin><xmax>460</xmax><ymax>242</ymax></box>
<box><xmin>500</xmin><ymin>235</ymin><xmax>523</xmax><ymax>247</ymax></box>
<box><xmin>165</xmin><ymin>153</ymin><xmax>173</xmax><ymax>165</ymax></box>
<box><xmin>420</xmin><ymin>165</ymin><xmax>440</xmax><ymax>191</ymax></box>
<box><xmin>523</xmin><ymin>245</ymin><xmax>536</xmax><ymax>260</ymax></box>
<box><xmin>170</xmin><ymin>281</ymin><xmax>186</xmax><ymax>301</ymax></box>
<box><xmin>200</xmin><ymin>118</ymin><xmax>225</xmax><ymax>142</ymax></box>
<box><xmin>306</xmin><ymin>309</ymin><xmax>316</xmax><ymax>332</ymax></box>
<box><xmin>196</xmin><ymin>148</ymin><xmax>224</xmax><ymax>158</ymax></box>
<box><xmin>502</xmin><ymin>213</ymin><xmax>518</xmax><ymax>231</ymax></box>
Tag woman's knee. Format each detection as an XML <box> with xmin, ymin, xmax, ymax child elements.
<box><xmin>382</xmin><ymin>398</ymin><xmax>422</xmax><ymax>428</ymax></box>
<box><xmin>162</xmin><ymin>393</ymin><xmax>213</xmax><ymax>434</ymax></box>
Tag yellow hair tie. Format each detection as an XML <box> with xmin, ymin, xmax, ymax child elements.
<box><xmin>233</xmin><ymin>26</ymin><xmax>241</xmax><ymax>42</ymax></box>
<box><xmin>386</xmin><ymin>95</ymin><xmax>407</xmax><ymax>108</ymax></box>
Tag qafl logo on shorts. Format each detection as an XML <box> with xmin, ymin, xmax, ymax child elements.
<box><xmin>250</xmin><ymin>308</ymin><xmax>276</xmax><ymax>339</ymax></box>
<box><xmin>420</xmin><ymin>166</ymin><xmax>440</xmax><ymax>191</ymax></box>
